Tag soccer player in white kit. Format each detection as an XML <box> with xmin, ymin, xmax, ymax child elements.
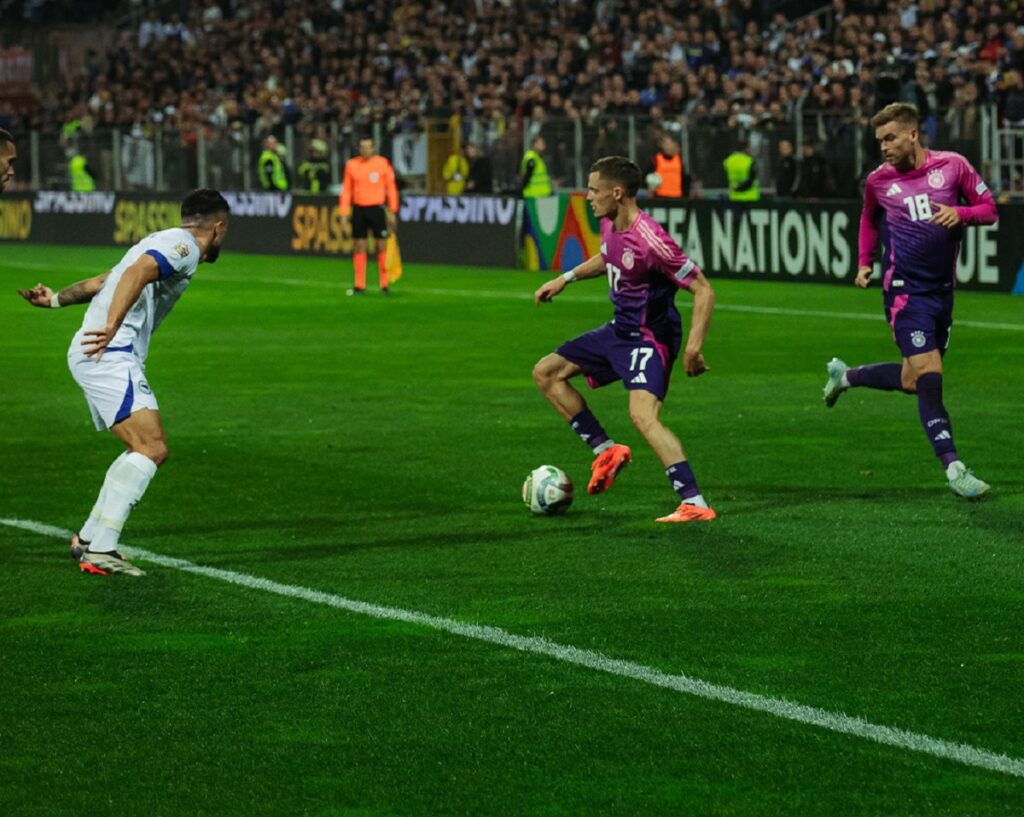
<box><xmin>18</xmin><ymin>189</ymin><xmax>231</xmax><ymax>575</ymax></box>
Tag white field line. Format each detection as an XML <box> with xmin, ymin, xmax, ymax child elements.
<box><xmin>4</xmin><ymin>260</ymin><xmax>1021</xmax><ymax>331</ymax></box>
<box><xmin>3</xmin><ymin>516</ymin><xmax>1023</xmax><ymax>780</ymax></box>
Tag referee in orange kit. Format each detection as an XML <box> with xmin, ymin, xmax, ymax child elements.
<box><xmin>340</xmin><ymin>136</ymin><xmax>399</xmax><ymax>295</ymax></box>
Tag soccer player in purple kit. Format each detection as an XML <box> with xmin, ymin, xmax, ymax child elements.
<box><xmin>822</xmin><ymin>103</ymin><xmax>998</xmax><ymax>498</ymax></box>
<box><xmin>532</xmin><ymin>156</ymin><xmax>717</xmax><ymax>523</ymax></box>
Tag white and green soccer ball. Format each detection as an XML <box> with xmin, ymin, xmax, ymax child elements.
<box><xmin>522</xmin><ymin>465</ymin><xmax>574</xmax><ymax>515</ymax></box>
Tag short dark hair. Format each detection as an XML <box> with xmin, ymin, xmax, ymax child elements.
<box><xmin>871</xmin><ymin>102</ymin><xmax>920</xmax><ymax>130</ymax></box>
<box><xmin>181</xmin><ymin>188</ymin><xmax>230</xmax><ymax>220</ymax></box>
<box><xmin>590</xmin><ymin>156</ymin><xmax>642</xmax><ymax>198</ymax></box>
<box><xmin>0</xmin><ymin>128</ymin><xmax>13</xmax><ymax>147</ymax></box>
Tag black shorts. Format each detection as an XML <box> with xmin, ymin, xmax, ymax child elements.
<box><xmin>351</xmin><ymin>204</ymin><xmax>389</xmax><ymax>239</ymax></box>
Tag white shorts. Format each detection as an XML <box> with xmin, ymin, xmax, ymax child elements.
<box><xmin>68</xmin><ymin>348</ymin><xmax>159</xmax><ymax>431</ymax></box>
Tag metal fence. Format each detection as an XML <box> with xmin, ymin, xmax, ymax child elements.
<box><xmin>9</xmin><ymin>105</ymin><xmax>1022</xmax><ymax>198</ymax></box>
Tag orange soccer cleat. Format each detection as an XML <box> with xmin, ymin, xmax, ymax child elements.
<box><xmin>655</xmin><ymin>502</ymin><xmax>718</xmax><ymax>523</ymax></box>
<box><xmin>587</xmin><ymin>444</ymin><xmax>632</xmax><ymax>495</ymax></box>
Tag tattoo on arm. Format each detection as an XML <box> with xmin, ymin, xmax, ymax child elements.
<box><xmin>57</xmin><ymin>273</ymin><xmax>108</xmax><ymax>306</ymax></box>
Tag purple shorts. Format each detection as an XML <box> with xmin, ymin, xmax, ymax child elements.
<box><xmin>556</xmin><ymin>322</ymin><xmax>679</xmax><ymax>400</ymax></box>
<box><xmin>884</xmin><ymin>292</ymin><xmax>953</xmax><ymax>358</ymax></box>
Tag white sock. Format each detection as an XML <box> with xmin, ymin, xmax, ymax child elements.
<box><xmin>79</xmin><ymin>452</ymin><xmax>129</xmax><ymax>542</ymax></box>
<box><xmin>684</xmin><ymin>494</ymin><xmax>708</xmax><ymax>508</ymax></box>
<box><xmin>89</xmin><ymin>452</ymin><xmax>158</xmax><ymax>553</ymax></box>
<box><xmin>594</xmin><ymin>439</ymin><xmax>616</xmax><ymax>455</ymax></box>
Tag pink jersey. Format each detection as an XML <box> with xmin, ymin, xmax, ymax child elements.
<box><xmin>859</xmin><ymin>150</ymin><xmax>997</xmax><ymax>295</ymax></box>
<box><xmin>601</xmin><ymin>210</ymin><xmax>699</xmax><ymax>335</ymax></box>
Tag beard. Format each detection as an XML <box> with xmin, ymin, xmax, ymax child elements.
<box><xmin>205</xmin><ymin>243</ymin><xmax>221</xmax><ymax>263</ymax></box>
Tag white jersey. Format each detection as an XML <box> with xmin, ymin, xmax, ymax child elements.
<box><xmin>71</xmin><ymin>228</ymin><xmax>201</xmax><ymax>363</ymax></box>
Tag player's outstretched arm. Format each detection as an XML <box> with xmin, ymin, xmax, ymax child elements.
<box><xmin>82</xmin><ymin>255</ymin><xmax>159</xmax><ymax>361</ymax></box>
<box><xmin>18</xmin><ymin>272</ymin><xmax>109</xmax><ymax>309</ymax></box>
<box><xmin>534</xmin><ymin>253</ymin><xmax>604</xmax><ymax>306</ymax></box>
<box><xmin>683</xmin><ymin>270</ymin><xmax>714</xmax><ymax>377</ymax></box>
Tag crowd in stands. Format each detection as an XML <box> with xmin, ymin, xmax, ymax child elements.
<box><xmin>5</xmin><ymin>0</ymin><xmax>1024</xmax><ymax>192</ymax></box>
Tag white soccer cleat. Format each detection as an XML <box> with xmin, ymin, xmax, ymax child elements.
<box><xmin>77</xmin><ymin>549</ymin><xmax>146</xmax><ymax>577</ymax></box>
<box><xmin>823</xmin><ymin>357</ymin><xmax>849</xmax><ymax>408</ymax></box>
<box><xmin>947</xmin><ymin>462</ymin><xmax>990</xmax><ymax>499</ymax></box>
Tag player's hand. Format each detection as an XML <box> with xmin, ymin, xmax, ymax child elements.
<box><xmin>929</xmin><ymin>201</ymin><xmax>961</xmax><ymax>229</ymax></box>
<box><xmin>17</xmin><ymin>283</ymin><xmax>55</xmax><ymax>308</ymax></box>
<box><xmin>534</xmin><ymin>277</ymin><xmax>567</xmax><ymax>306</ymax></box>
<box><xmin>341</xmin><ymin>216</ymin><xmax>351</xmax><ymax>236</ymax></box>
<box><xmin>81</xmin><ymin>325</ymin><xmax>116</xmax><ymax>362</ymax></box>
<box><xmin>683</xmin><ymin>347</ymin><xmax>710</xmax><ymax>377</ymax></box>
<box><xmin>855</xmin><ymin>265</ymin><xmax>873</xmax><ymax>288</ymax></box>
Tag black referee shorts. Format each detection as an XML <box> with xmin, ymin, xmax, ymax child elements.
<box><xmin>350</xmin><ymin>204</ymin><xmax>389</xmax><ymax>239</ymax></box>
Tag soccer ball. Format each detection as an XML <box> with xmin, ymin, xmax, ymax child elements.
<box><xmin>645</xmin><ymin>172</ymin><xmax>662</xmax><ymax>189</ymax></box>
<box><xmin>522</xmin><ymin>465</ymin><xmax>574</xmax><ymax>515</ymax></box>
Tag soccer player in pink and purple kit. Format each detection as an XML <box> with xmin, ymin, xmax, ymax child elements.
<box><xmin>822</xmin><ymin>103</ymin><xmax>998</xmax><ymax>498</ymax></box>
<box><xmin>532</xmin><ymin>156</ymin><xmax>717</xmax><ymax>522</ymax></box>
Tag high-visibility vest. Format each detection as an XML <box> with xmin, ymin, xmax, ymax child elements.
<box><xmin>298</xmin><ymin>160</ymin><xmax>329</xmax><ymax>193</ymax></box>
<box><xmin>258</xmin><ymin>149</ymin><xmax>288</xmax><ymax>191</ymax></box>
<box><xmin>68</xmin><ymin>155</ymin><xmax>95</xmax><ymax>191</ymax></box>
<box><xmin>653</xmin><ymin>153</ymin><xmax>683</xmax><ymax>197</ymax></box>
<box><xmin>443</xmin><ymin>154</ymin><xmax>469</xmax><ymax>195</ymax></box>
<box><xmin>521</xmin><ymin>149</ymin><xmax>552</xmax><ymax>197</ymax></box>
<box><xmin>723</xmin><ymin>152</ymin><xmax>760</xmax><ymax>201</ymax></box>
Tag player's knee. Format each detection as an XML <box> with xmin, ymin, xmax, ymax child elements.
<box><xmin>629</xmin><ymin>408</ymin><xmax>656</xmax><ymax>435</ymax></box>
<box><xmin>532</xmin><ymin>358</ymin><xmax>557</xmax><ymax>390</ymax></box>
<box><xmin>901</xmin><ymin>371</ymin><xmax>918</xmax><ymax>392</ymax></box>
<box><xmin>137</xmin><ymin>442</ymin><xmax>168</xmax><ymax>467</ymax></box>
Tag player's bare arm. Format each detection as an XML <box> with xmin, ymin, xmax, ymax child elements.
<box><xmin>18</xmin><ymin>272</ymin><xmax>110</xmax><ymax>308</ymax></box>
<box><xmin>534</xmin><ymin>253</ymin><xmax>605</xmax><ymax>306</ymax></box>
<box><xmin>82</xmin><ymin>255</ymin><xmax>160</xmax><ymax>361</ymax></box>
<box><xmin>682</xmin><ymin>270</ymin><xmax>714</xmax><ymax>377</ymax></box>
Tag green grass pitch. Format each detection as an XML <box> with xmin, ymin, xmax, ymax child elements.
<box><xmin>1</xmin><ymin>244</ymin><xmax>1022</xmax><ymax>816</ymax></box>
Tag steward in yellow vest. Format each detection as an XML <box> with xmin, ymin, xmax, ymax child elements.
<box><xmin>521</xmin><ymin>135</ymin><xmax>552</xmax><ymax>198</ymax></box>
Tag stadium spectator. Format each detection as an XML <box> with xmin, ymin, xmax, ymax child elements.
<box><xmin>297</xmin><ymin>139</ymin><xmax>330</xmax><ymax>193</ymax></box>
<box><xmin>723</xmin><ymin>140</ymin><xmax>759</xmax><ymax>201</ymax></box>
<box><xmin>797</xmin><ymin>141</ymin><xmax>829</xmax><ymax>198</ymax></box>
<box><xmin>521</xmin><ymin>135</ymin><xmax>553</xmax><ymax>199</ymax></box>
<box><xmin>443</xmin><ymin>144</ymin><xmax>469</xmax><ymax>195</ymax></box>
<box><xmin>646</xmin><ymin>134</ymin><xmax>685</xmax><ymax>198</ymax></box>
<box><xmin>464</xmin><ymin>143</ymin><xmax>494</xmax><ymax>194</ymax></box>
<box><xmin>68</xmin><ymin>150</ymin><xmax>96</xmax><ymax>192</ymax></box>
<box><xmin>258</xmin><ymin>136</ymin><xmax>290</xmax><ymax>192</ymax></box>
<box><xmin>775</xmin><ymin>138</ymin><xmax>798</xmax><ymax>197</ymax></box>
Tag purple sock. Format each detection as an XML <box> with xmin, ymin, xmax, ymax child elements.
<box><xmin>847</xmin><ymin>362</ymin><xmax>903</xmax><ymax>391</ymax></box>
<box><xmin>666</xmin><ymin>460</ymin><xmax>701</xmax><ymax>501</ymax></box>
<box><xmin>916</xmin><ymin>372</ymin><xmax>958</xmax><ymax>464</ymax></box>
<box><xmin>569</xmin><ymin>409</ymin><xmax>610</xmax><ymax>452</ymax></box>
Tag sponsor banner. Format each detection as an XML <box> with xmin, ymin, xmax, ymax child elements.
<box><xmin>0</xmin><ymin>191</ymin><xmax>520</xmax><ymax>268</ymax></box>
<box><xmin>523</xmin><ymin>193</ymin><xmax>1019</xmax><ymax>292</ymax></box>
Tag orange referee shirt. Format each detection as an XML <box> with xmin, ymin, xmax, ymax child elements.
<box><xmin>339</xmin><ymin>155</ymin><xmax>399</xmax><ymax>216</ymax></box>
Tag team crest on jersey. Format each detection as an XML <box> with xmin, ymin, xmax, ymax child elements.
<box><xmin>910</xmin><ymin>330</ymin><xmax>927</xmax><ymax>348</ymax></box>
<box><xmin>172</xmin><ymin>242</ymin><xmax>190</xmax><ymax>258</ymax></box>
<box><xmin>621</xmin><ymin>248</ymin><xmax>635</xmax><ymax>270</ymax></box>
<box><xmin>369</xmin><ymin>171</ymin><xmax>380</xmax><ymax>183</ymax></box>
<box><xmin>927</xmin><ymin>169</ymin><xmax>945</xmax><ymax>189</ymax></box>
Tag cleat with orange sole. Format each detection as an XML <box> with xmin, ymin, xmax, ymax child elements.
<box><xmin>79</xmin><ymin>561</ymin><xmax>110</xmax><ymax>576</ymax></box>
<box><xmin>70</xmin><ymin>534</ymin><xmax>87</xmax><ymax>561</ymax></box>
<box><xmin>655</xmin><ymin>503</ymin><xmax>718</xmax><ymax>523</ymax></box>
<box><xmin>587</xmin><ymin>444</ymin><xmax>632</xmax><ymax>495</ymax></box>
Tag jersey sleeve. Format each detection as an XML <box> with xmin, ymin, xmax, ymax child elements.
<box><xmin>640</xmin><ymin>219</ymin><xmax>699</xmax><ymax>290</ymax></box>
<box><xmin>145</xmin><ymin>236</ymin><xmax>199</xmax><ymax>280</ymax></box>
<box><xmin>858</xmin><ymin>178</ymin><xmax>881</xmax><ymax>267</ymax></box>
<box><xmin>954</xmin><ymin>157</ymin><xmax>998</xmax><ymax>226</ymax></box>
